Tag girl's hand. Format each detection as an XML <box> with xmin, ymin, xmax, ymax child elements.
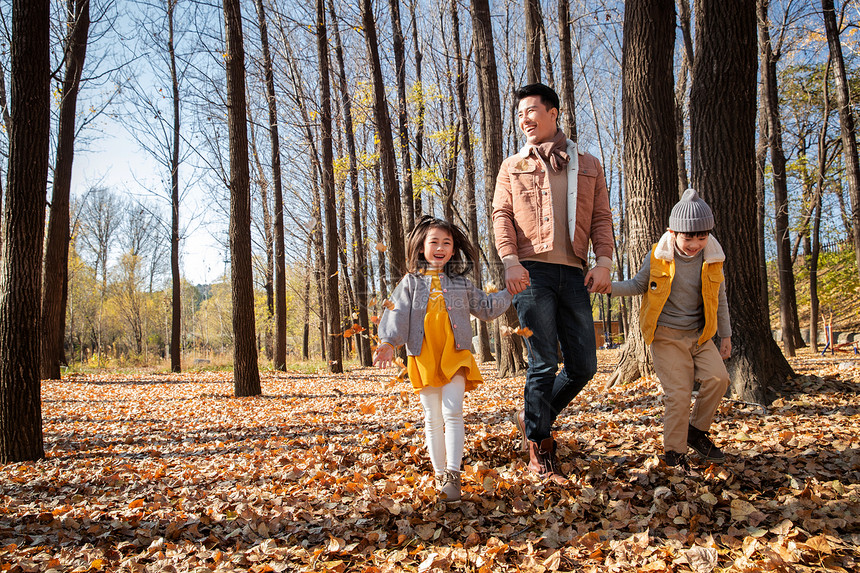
<box><xmin>505</xmin><ymin>264</ymin><xmax>530</xmax><ymax>295</ymax></box>
<box><xmin>373</xmin><ymin>343</ymin><xmax>395</xmax><ymax>368</ymax></box>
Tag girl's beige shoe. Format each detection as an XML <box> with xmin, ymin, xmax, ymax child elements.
<box><xmin>439</xmin><ymin>470</ymin><xmax>461</xmax><ymax>502</ymax></box>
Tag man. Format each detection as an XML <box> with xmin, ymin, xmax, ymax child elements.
<box><xmin>492</xmin><ymin>83</ymin><xmax>613</xmax><ymax>483</ymax></box>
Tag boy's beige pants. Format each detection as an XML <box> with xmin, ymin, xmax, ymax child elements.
<box><xmin>650</xmin><ymin>325</ymin><xmax>730</xmax><ymax>454</ymax></box>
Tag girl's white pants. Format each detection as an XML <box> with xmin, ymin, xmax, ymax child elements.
<box><xmin>418</xmin><ymin>374</ymin><xmax>465</xmax><ymax>474</ymax></box>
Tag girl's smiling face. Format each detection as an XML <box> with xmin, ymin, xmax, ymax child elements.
<box><xmin>422</xmin><ymin>227</ymin><xmax>454</xmax><ymax>270</ymax></box>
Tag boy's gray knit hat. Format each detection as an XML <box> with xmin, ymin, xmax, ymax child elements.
<box><xmin>669</xmin><ymin>188</ymin><xmax>714</xmax><ymax>233</ymax></box>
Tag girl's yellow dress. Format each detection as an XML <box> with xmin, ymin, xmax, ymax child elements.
<box><xmin>407</xmin><ymin>270</ymin><xmax>483</xmax><ymax>392</ymax></box>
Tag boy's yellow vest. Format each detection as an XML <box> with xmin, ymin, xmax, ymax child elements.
<box><xmin>639</xmin><ymin>245</ymin><xmax>725</xmax><ymax>346</ymax></box>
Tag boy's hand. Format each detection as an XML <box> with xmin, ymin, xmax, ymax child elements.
<box><xmin>719</xmin><ymin>337</ymin><xmax>732</xmax><ymax>360</ymax></box>
<box><xmin>586</xmin><ymin>266</ymin><xmax>611</xmax><ymax>293</ymax></box>
<box><xmin>373</xmin><ymin>343</ymin><xmax>395</xmax><ymax>368</ymax></box>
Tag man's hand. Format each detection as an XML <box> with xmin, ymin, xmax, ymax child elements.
<box><xmin>373</xmin><ymin>343</ymin><xmax>395</xmax><ymax>368</ymax></box>
<box><xmin>585</xmin><ymin>266</ymin><xmax>611</xmax><ymax>293</ymax></box>
<box><xmin>505</xmin><ymin>264</ymin><xmax>530</xmax><ymax>295</ymax></box>
<box><xmin>719</xmin><ymin>337</ymin><xmax>732</xmax><ymax>360</ymax></box>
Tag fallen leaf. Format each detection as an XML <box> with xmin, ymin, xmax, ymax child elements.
<box><xmin>730</xmin><ymin>498</ymin><xmax>757</xmax><ymax>521</ymax></box>
<box><xmin>685</xmin><ymin>547</ymin><xmax>718</xmax><ymax>573</ymax></box>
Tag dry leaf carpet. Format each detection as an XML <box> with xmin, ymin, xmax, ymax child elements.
<box><xmin>1</xmin><ymin>348</ymin><xmax>858</xmax><ymax>572</ymax></box>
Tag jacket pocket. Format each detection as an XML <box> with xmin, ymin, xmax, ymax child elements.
<box><xmin>647</xmin><ymin>269</ymin><xmax>671</xmax><ymax>295</ymax></box>
<box><xmin>705</xmin><ymin>265</ymin><xmax>724</xmax><ymax>284</ymax></box>
<box><xmin>703</xmin><ymin>265</ymin><xmax>723</xmax><ymax>301</ymax></box>
<box><xmin>509</xmin><ymin>172</ymin><xmax>541</xmax><ymax>233</ymax></box>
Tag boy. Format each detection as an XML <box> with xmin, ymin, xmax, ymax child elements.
<box><xmin>608</xmin><ymin>189</ymin><xmax>731</xmax><ymax>468</ymax></box>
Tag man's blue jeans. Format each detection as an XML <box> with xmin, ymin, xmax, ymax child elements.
<box><xmin>513</xmin><ymin>261</ymin><xmax>597</xmax><ymax>442</ymax></box>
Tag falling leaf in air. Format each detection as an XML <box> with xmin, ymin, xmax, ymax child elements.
<box><xmin>376</xmin><ymin>242</ymin><xmax>387</xmax><ymax>252</ymax></box>
<box><xmin>383</xmin><ymin>299</ymin><xmax>395</xmax><ymax>310</ymax></box>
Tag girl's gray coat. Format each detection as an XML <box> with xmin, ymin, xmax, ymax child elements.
<box><xmin>378</xmin><ymin>272</ymin><xmax>512</xmax><ymax>356</ymax></box>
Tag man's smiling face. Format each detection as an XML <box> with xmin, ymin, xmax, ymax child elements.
<box><xmin>517</xmin><ymin>95</ymin><xmax>558</xmax><ymax>145</ymax></box>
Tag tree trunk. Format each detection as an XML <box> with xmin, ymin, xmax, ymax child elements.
<box><xmin>755</xmin><ymin>81</ymin><xmax>770</xmax><ymax>318</ymax></box>
<box><xmin>558</xmin><ymin>0</ymin><xmax>577</xmax><ymax>142</ymax></box>
<box><xmin>690</xmin><ymin>0</ymin><xmax>792</xmax><ymax>403</ymax></box>
<box><xmin>758</xmin><ymin>0</ymin><xmax>803</xmax><ymax>356</ymax></box>
<box><xmin>0</xmin><ymin>0</ymin><xmax>50</xmax><ymax>463</ymax></box>
<box><xmin>329</xmin><ymin>0</ymin><xmax>371</xmax><ymax>366</ymax></box>
<box><xmin>471</xmin><ymin>0</ymin><xmax>526</xmax><ymax>377</ymax></box>
<box><xmin>440</xmin><ymin>85</ymin><xmax>458</xmax><ymax>223</ymax></box>
<box><xmin>374</xmin><ymin>162</ymin><xmax>389</xmax><ymax>299</ymax></box>
<box><xmin>248</xmin><ymin>116</ymin><xmax>274</xmax><ymax>362</ymax></box>
<box><xmin>408</xmin><ymin>0</ymin><xmax>424</xmax><ymax>218</ymax></box>
<box><xmin>821</xmin><ymin>0</ymin><xmax>860</xmax><ymax>279</ymax></box>
<box><xmin>809</xmin><ymin>187</ymin><xmax>822</xmax><ymax>354</ymax></box>
<box><xmin>524</xmin><ymin>0</ymin><xmax>541</xmax><ymax>84</ymax></box>
<box><xmin>317</xmin><ymin>0</ymin><xmax>342</xmax><ymax>373</ymax></box>
<box><xmin>302</xmin><ymin>240</ymin><xmax>312</xmax><ymax>359</ymax></box>
<box><xmin>610</xmin><ymin>0</ymin><xmax>677</xmax><ymax>386</ymax></box>
<box><xmin>253</xmin><ymin>0</ymin><xmax>287</xmax><ymax>370</ymax></box>
<box><xmin>674</xmin><ymin>51</ymin><xmax>690</xmax><ymax>196</ymax></box>
<box><xmin>388</xmin><ymin>0</ymin><xmax>414</xmax><ymax>234</ymax></box>
<box><xmin>283</xmin><ymin>40</ymin><xmax>327</xmax><ymax>362</ymax></box>
<box><xmin>333</xmin><ymin>123</ymin><xmax>357</xmax><ymax>359</ymax></box>
<box><xmin>675</xmin><ymin>0</ymin><xmax>693</xmax><ymax>195</ymax></box>
<box><xmin>362</xmin><ymin>0</ymin><xmax>406</xmax><ymax>287</ymax></box>
<box><xmin>810</xmin><ymin>56</ymin><xmax>833</xmax><ymax>353</ymax></box>
<box><xmin>450</xmin><ymin>0</ymin><xmax>491</xmax><ymax>361</ymax></box>
<box><xmin>0</xmin><ymin>70</ymin><xmax>7</xmax><ymax>253</ymax></box>
<box><xmin>313</xmin><ymin>166</ymin><xmax>327</xmax><ymax>363</ymax></box>
<box><xmin>223</xmin><ymin>0</ymin><xmax>260</xmax><ymax>397</ymax></box>
<box><xmin>537</xmin><ymin>4</ymin><xmax>555</xmax><ymax>88</ymax></box>
<box><xmin>41</xmin><ymin>0</ymin><xmax>89</xmax><ymax>381</ymax></box>
<box><xmin>168</xmin><ymin>0</ymin><xmax>182</xmax><ymax>373</ymax></box>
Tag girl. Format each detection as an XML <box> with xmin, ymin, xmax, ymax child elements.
<box><xmin>374</xmin><ymin>216</ymin><xmax>512</xmax><ymax>502</ymax></box>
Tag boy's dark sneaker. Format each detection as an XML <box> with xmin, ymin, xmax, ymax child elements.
<box><xmin>662</xmin><ymin>450</ymin><xmax>690</xmax><ymax>469</ymax></box>
<box><xmin>687</xmin><ymin>424</ymin><xmax>725</xmax><ymax>461</ymax></box>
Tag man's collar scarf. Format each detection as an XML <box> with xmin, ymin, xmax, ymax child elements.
<box><xmin>527</xmin><ymin>129</ymin><xmax>570</xmax><ymax>173</ymax></box>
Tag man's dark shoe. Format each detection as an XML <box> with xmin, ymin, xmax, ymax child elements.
<box><xmin>687</xmin><ymin>424</ymin><xmax>726</xmax><ymax>461</ymax></box>
<box><xmin>662</xmin><ymin>450</ymin><xmax>690</xmax><ymax>470</ymax></box>
<box><xmin>527</xmin><ymin>437</ymin><xmax>568</xmax><ymax>484</ymax></box>
<box><xmin>512</xmin><ymin>409</ymin><xmax>528</xmax><ymax>452</ymax></box>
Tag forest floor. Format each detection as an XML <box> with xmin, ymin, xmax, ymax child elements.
<box><xmin>1</xmin><ymin>348</ymin><xmax>858</xmax><ymax>572</ymax></box>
